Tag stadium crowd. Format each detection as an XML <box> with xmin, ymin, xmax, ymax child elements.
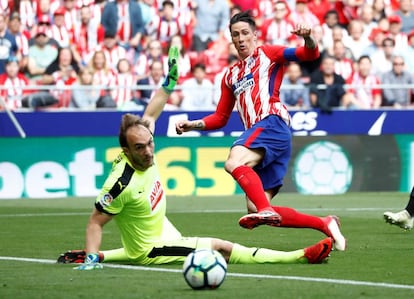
<box><xmin>1</xmin><ymin>0</ymin><xmax>414</xmax><ymax>111</ymax></box>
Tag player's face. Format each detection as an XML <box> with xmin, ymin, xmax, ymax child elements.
<box><xmin>124</xmin><ymin>125</ymin><xmax>155</xmax><ymax>171</ymax></box>
<box><xmin>230</xmin><ymin>21</ymin><xmax>257</xmax><ymax>60</ymax></box>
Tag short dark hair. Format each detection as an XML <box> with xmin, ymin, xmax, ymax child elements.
<box><xmin>229</xmin><ymin>11</ymin><xmax>256</xmax><ymax>33</ymax></box>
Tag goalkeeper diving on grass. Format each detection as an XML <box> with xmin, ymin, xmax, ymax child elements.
<box><xmin>57</xmin><ymin>46</ymin><xmax>334</xmax><ymax>270</ymax></box>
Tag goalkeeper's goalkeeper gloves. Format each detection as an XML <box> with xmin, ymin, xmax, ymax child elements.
<box><xmin>162</xmin><ymin>46</ymin><xmax>179</xmax><ymax>94</ymax></box>
<box><xmin>73</xmin><ymin>253</ymin><xmax>103</xmax><ymax>270</ymax></box>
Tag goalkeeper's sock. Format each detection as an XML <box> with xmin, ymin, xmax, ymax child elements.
<box><xmin>100</xmin><ymin>248</ymin><xmax>129</xmax><ymax>262</ymax></box>
<box><xmin>228</xmin><ymin>243</ymin><xmax>307</xmax><ymax>264</ymax></box>
<box><xmin>272</xmin><ymin>206</ymin><xmax>326</xmax><ymax>233</ymax></box>
<box><xmin>231</xmin><ymin>165</ymin><xmax>273</xmax><ymax>212</ymax></box>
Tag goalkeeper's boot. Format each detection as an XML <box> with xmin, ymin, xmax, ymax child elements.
<box><xmin>57</xmin><ymin>250</ymin><xmax>86</xmax><ymax>264</ymax></box>
<box><xmin>238</xmin><ymin>209</ymin><xmax>282</xmax><ymax>229</ymax></box>
<box><xmin>384</xmin><ymin>210</ymin><xmax>414</xmax><ymax>231</ymax></box>
<box><xmin>322</xmin><ymin>215</ymin><xmax>347</xmax><ymax>251</ymax></box>
<box><xmin>304</xmin><ymin>237</ymin><xmax>333</xmax><ymax>264</ymax></box>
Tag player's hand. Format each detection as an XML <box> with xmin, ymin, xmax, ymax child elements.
<box><xmin>162</xmin><ymin>46</ymin><xmax>179</xmax><ymax>94</ymax></box>
<box><xmin>73</xmin><ymin>253</ymin><xmax>103</xmax><ymax>270</ymax></box>
<box><xmin>175</xmin><ymin>120</ymin><xmax>205</xmax><ymax>135</ymax></box>
<box><xmin>291</xmin><ymin>24</ymin><xmax>312</xmax><ymax>37</ymax></box>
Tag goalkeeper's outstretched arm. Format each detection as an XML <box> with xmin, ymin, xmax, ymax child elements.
<box><xmin>143</xmin><ymin>46</ymin><xmax>179</xmax><ymax>133</ymax></box>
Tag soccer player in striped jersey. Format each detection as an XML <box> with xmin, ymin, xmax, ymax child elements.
<box><xmin>175</xmin><ymin>11</ymin><xmax>346</xmax><ymax>251</ymax></box>
<box><xmin>57</xmin><ymin>47</ymin><xmax>334</xmax><ymax>269</ymax></box>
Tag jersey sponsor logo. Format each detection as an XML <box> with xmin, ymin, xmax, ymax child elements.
<box><xmin>150</xmin><ymin>180</ymin><xmax>164</xmax><ymax>210</ymax></box>
<box><xmin>99</xmin><ymin>193</ymin><xmax>113</xmax><ymax>207</ymax></box>
<box><xmin>232</xmin><ymin>73</ymin><xmax>254</xmax><ymax>97</ymax></box>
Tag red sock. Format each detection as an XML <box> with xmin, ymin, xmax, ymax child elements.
<box><xmin>231</xmin><ymin>165</ymin><xmax>272</xmax><ymax>212</ymax></box>
<box><xmin>272</xmin><ymin>206</ymin><xmax>328</xmax><ymax>234</ymax></box>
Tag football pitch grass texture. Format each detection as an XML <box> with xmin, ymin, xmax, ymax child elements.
<box><xmin>0</xmin><ymin>192</ymin><xmax>413</xmax><ymax>299</ymax></box>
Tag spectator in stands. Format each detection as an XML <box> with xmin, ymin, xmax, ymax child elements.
<box><xmin>179</xmin><ymin>62</ymin><xmax>215</xmax><ymax>111</ymax></box>
<box><xmin>101</xmin><ymin>0</ymin><xmax>145</xmax><ymax>53</ymax></box>
<box><xmin>163</xmin><ymin>34</ymin><xmax>191</xmax><ymax>78</ymax></box>
<box><xmin>401</xmin><ymin>29</ymin><xmax>414</xmax><ymax>74</ymax></box>
<box><xmin>371</xmin><ymin>37</ymin><xmax>396</xmax><ymax>76</ymax></box>
<box><xmin>135</xmin><ymin>60</ymin><xmax>165</xmax><ymax>107</ymax></box>
<box><xmin>260</xmin><ymin>0</ymin><xmax>295</xmax><ymax>47</ymax></box>
<box><xmin>387</xmin><ymin>15</ymin><xmax>408</xmax><ymax>50</ymax></box>
<box><xmin>41</xmin><ymin>47</ymin><xmax>80</xmax><ymax>107</ymax></box>
<box><xmin>7</xmin><ymin>12</ymin><xmax>29</xmax><ymax>73</ymax></box>
<box><xmin>110</xmin><ymin>58</ymin><xmax>137</xmax><ymax>109</ymax></box>
<box><xmin>134</xmin><ymin>39</ymin><xmax>164</xmax><ymax>80</ymax></box>
<box><xmin>61</xmin><ymin>0</ymin><xmax>82</xmax><ymax>32</ymax></box>
<box><xmin>145</xmin><ymin>0</ymin><xmax>187</xmax><ymax>50</ymax></box>
<box><xmin>0</xmin><ymin>12</ymin><xmax>18</xmax><ymax>75</ymax></box>
<box><xmin>29</xmin><ymin>15</ymin><xmax>59</xmax><ymax>47</ymax></box>
<box><xmin>347</xmin><ymin>55</ymin><xmax>382</xmax><ymax>109</ymax></box>
<box><xmin>395</xmin><ymin>0</ymin><xmax>414</xmax><ymax>34</ymax></box>
<box><xmin>347</xmin><ymin>19</ymin><xmax>370</xmax><ymax>61</ymax></box>
<box><xmin>362</xmin><ymin>27</ymin><xmax>387</xmax><ymax>56</ymax></box>
<box><xmin>72</xmin><ymin>5</ymin><xmax>105</xmax><ymax>66</ymax></box>
<box><xmin>331</xmin><ymin>40</ymin><xmax>354</xmax><ymax>82</ymax></box>
<box><xmin>372</xmin><ymin>0</ymin><xmax>392</xmax><ymax>23</ymax></box>
<box><xmin>288</xmin><ymin>0</ymin><xmax>320</xmax><ymax>36</ymax></box>
<box><xmin>309</xmin><ymin>55</ymin><xmax>353</xmax><ymax>112</ymax></box>
<box><xmin>99</xmin><ymin>31</ymin><xmax>128</xmax><ymax>71</ymax></box>
<box><xmin>191</xmin><ymin>0</ymin><xmax>229</xmax><ymax>52</ymax></box>
<box><xmin>26</xmin><ymin>27</ymin><xmax>58</xmax><ymax>82</ymax></box>
<box><xmin>381</xmin><ymin>55</ymin><xmax>413</xmax><ymax>107</ymax></box>
<box><xmin>213</xmin><ymin>54</ymin><xmax>238</xmax><ymax>106</ymax></box>
<box><xmin>0</xmin><ymin>56</ymin><xmax>32</xmax><ymax>110</ymax></box>
<box><xmin>50</xmin><ymin>7</ymin><xmax>72</xmax><ymax>49</ymax></box>
<box><xmin>307</xmin><ymin>0</ymin><xmax>332</xmax><ymax>25</ymax></box>
<box><xmin>16</xmin><ymin>0</ymin><xmax>37</xmax><ymax>30</ymax></box>
<box><xmin>325</xmin><ymin>24</ymin><xmax>353</xmax><ymax>60</ymax></box>
<box><xmin>70</xmin><ymin>67</ymin><xmax>100</xmax><ymax>109</ymax></box>
<box><xmin>138</xmin><ymin>0</ymin><xmax>157</xmax><ymax>27</ymax></box>
<box><xmin>280</xmin><ymin>62</ymin><xmax>310</xmax><ymax>109</ymax></box>
<box><xmin>321</xmin><ymin>10</ymin><xmax>346</xmax><ymax>50</ymax></box>
<box><xmin>358</xmin><ymin>2</ymin><xmax>378</xmax><ymax>41</ymax></box>
<box><xmin>88</xmin><ymin>50</ymin><xmax>115</xmax><ymax>97</ymax></box>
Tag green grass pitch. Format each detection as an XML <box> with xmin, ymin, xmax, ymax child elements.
<box><xmin>0</xmin><ymin>192</ymin><xmax>413</xmax><ymax>299</ymax></box>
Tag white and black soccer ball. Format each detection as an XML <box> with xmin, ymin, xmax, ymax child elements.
<box><xmin>182</xmin><ymin>249</ymin><xmax>227</xmax><ymax>290</ymax></box>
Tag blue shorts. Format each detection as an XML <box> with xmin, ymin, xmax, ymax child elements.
<box><xmin>232</xmin><ymin>115</ymin><xmax>291</xmax><ymax>191</ymax></box>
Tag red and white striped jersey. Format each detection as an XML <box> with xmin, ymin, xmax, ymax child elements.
<box><xmin>260</xmin><ymin>19</ymin><xmax>295</xmax><ymax>45</ymax></box>
<box><xmin>145</xmin><ymin>15</ymin><xmax>186</xmax><ymax>45</ymax></box>
<box><xmin>0</xmin><ymin>73</ymin><xmax>31</xmax><ymax>110</ymax></box>
<box><xmin>110</xmin><ymin>72</ymin><xmax>136</xmax><ymax>107</ymax></box>
<box><xmin>14</xmin><ymin>32</ymin><xmax>29</xmax><ymax>57</ymax></box>
<box><xmin>203</xmin><ymin>44</ymin><xmax>319</xmax><ymax>130</ymax></box>
<box><xmin>347</xmin><ymin>72</ymin><xmax>381</xmax><ymax>109</ymax></box>
<box><xmin>50</xmin><ymin>24</ymin><xmax>72</xmax><ymax>48</ymax></box>
<box><xmin>334</xmin><ymin>58</ymin><xmax>354</xmax><ymax>81</ymax></box>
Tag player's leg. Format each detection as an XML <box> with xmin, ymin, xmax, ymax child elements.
<box><xmin>384</xmin><ymin>186</ymin><xmax>414</xmax><ymax>230</ymax></box>
<box><xmin>223</xmin><ymin>237</ymin><xmax>333</xmax><ymax>264</ymax></box>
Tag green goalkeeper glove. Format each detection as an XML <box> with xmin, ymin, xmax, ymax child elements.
<box><xmin>73</xmin><ymin>253</ymin><xmax>103</xmax><ymax>270</ymax></box>
<box><xmin>162</xmin><ymin>46</ymin><xmax>179</xmax><ymax>94</ymax></box>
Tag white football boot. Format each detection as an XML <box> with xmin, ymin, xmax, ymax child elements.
<box><xmin>384</xmin><ymin>210</ymin><xmax>414</xmax><ymax>231</ymax></box>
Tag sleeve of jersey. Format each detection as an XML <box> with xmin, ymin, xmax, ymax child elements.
<box><xmin>202</xmin><ymin>79</ymin><xmax>235</xmax><ymax>130</ymax></box>
<box><xmin>288</xmin><ymin>45</ymin><xmax>320</xmax><ymax>62</ymax></box>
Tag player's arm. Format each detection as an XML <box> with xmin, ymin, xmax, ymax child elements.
<box><xmin>175</xmin><ymin>78</ymin><xmax>235</xmax><ymax>134</ymax></box>
<box><xmin>143</xmin><ymin>46</ymin><xmax>179</xmax><ymax>133</ymax></box>
<box><xmin>291</xmin><ymin>24</ymin><xmax>319</xmax><ymax>60</ymax></box>
<box><xmin>74</xmin><ymin>208</ymin><xmax>113</xmax><ymax>270</ymax></box>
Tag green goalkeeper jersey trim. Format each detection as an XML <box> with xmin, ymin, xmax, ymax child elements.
<box><xmin>95</xmin><ymin>152</ymin><xmax>167</xmax><ymax>259</ymax></box>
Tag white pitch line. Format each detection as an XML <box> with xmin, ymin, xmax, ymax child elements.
<box><xmin>1</xmin><ymin>256</ymin><xmax>413</xmax><ymax>291</ymax></box>
<box><xmin>0</xmin><ymin>207</ymin><xmax>394</xmax><ymax>218</ymax></box>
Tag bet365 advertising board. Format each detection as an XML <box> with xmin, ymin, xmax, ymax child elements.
<box><xmin>0</xmin><ymin>135</ymin><xmax>413</xmax><ymax>199</ymax></box>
